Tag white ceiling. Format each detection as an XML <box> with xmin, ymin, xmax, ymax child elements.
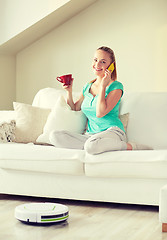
<box><xmin>0</xmin><ymin>0</ymin><xmax>97</xmax><ymax>55</ymax></box>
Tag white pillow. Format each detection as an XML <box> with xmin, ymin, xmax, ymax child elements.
<box><xmin>32</xmin><ymin>87</ymin><xmax>80</xmax><ymax>109</ymax></box>
<box><xmin>36</xmin><ymin>96</ymin><xmax>87</xmax><ymax>144</ymax></box>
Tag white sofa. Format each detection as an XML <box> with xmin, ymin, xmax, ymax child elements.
<box><xmin>0</xmin><ymin>88</ymin><xmax>167</xmax><ymax>206</ymax></box>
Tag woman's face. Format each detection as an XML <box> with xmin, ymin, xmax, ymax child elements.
<box><xmin>92</xmin><ymin>50</ymin><xmax>111</xmax><ymax>77</ymax></box>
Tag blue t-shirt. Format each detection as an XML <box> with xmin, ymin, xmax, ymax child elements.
<box><xmin>81</xmin><ymin>80</ymin><xmax>125</xmax><ymax>134</ymax></box>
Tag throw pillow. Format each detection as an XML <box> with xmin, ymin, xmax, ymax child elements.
<box><xmin>119</xmin><ymin>113</ymin><xmax>129</xmax><ymax>133</ymax></box>
<box><xmin>36</xmin><ymin>96</ymin><xmax>87</xmax><ymax>144</ymax></box>
<box><xmin>13</xmin><ymin>102</ymin><xmax>51</xmax><ymax>143</ymax></box>
<box><xmin>0</xmin><ymin>120</ymin><xmax>16</xmax><ymax>143</ymax></box>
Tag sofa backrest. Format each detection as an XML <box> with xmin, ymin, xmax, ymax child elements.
<box><xmin>33</xmin><ymin>88</ymin><xmax>167</xmax><ymax>149</ymax></box>
<box><xmin>120</xmin><ymin>92</ymin><xmax>167</xmax><ymax>149</ymax></box>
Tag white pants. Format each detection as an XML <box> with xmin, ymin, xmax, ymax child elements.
<box><xmin>49</xmin><ymin>127</ymin><xmax>127</xmax><ymax>155</ymax></box>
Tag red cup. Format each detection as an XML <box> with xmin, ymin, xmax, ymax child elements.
<box><xmin>56</xmin><ymin>74</ymin><xmax>72</xmax><ymax>86</ymax></box>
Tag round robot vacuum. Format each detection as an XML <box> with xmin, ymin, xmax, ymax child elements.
<box><xmin>15</xmin><ymin>202</ymin><xmax>69</xmax><ymax>224</ymax></box>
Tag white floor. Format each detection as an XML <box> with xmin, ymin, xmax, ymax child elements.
<box><xmin>0</xmin><ymin>194</ymin><xmax>165</xmax><ymax>240</ymax></box>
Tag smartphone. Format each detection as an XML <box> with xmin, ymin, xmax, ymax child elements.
<box><xmin>107</xmin><ymin>62</ymin><xmax>115</xmax><ymax>73</ymax></box>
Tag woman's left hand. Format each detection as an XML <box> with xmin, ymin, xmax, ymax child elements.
<box><xmin>101</xmin><ymin>69</ymin><xmax>112</xmax><ymax>88</ymax></box>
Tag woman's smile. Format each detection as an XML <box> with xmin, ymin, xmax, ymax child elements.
<box><xmin>94</xmin><ymin>66</ymin><xmax>103</xmax><ymax>72</ymax></box>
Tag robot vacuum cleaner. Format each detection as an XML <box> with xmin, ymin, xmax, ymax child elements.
<box><xmin>15</xmin><ymin>202</ymin><xmax>69</xmax><ymax>224</ymax></box>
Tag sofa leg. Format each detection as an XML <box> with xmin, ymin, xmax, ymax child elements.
<box><xmin>162</xmin><ymin>223</ymin><xmax>167</xmax><ymax>232</ymax></box>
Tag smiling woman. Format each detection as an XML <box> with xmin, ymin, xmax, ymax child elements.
<box><xmin>93</xmin><ymin>46</ymin><xmax>117</xmax><ymax>81</ymax></box>
<box><xmin>49</xmin><ymin>46</ymin><xmax>153</xmax><ymax>153</ymax></box>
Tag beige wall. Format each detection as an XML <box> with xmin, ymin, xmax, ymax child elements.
<box><xmin>0</xmin><ymin>55</ymin><xmax>16</xmax><ymax>109</ymax></box>
<box><xmin>16</xmin><ymin>0</ymin><xmax>167</xmax><ymax>104</ymax></box>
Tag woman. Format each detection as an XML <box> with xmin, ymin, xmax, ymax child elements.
<box><xmin>50</xmin><ymin>46</ymin><xmax>152</xmax><ymax>154</ymax></box>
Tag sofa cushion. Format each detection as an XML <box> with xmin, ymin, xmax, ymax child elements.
<box><xmin>32</xmin><ymin>88</ymin><xmax>167</xmax><ymax>149</ymax></box>
<box><xmin>84</xmin><ymin>150</ymin><xmax>167</xmax><ymax>179</ymax></box>
<box><xmin>0</xmin><ymin>143</ymin><xmax>85</xmax><ymax>175</ymax></box>
<box><xmin>120</xmin><ymin>92</ymin><xmax>167</xmax><ymax>149</ymax></box>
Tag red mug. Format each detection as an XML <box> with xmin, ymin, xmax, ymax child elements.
<box><xmin>56</xmin><ymin>74</ymin><xmax>72</xmax><ymax>86</ymax></box>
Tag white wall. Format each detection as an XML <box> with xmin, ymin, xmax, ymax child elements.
<box><xmin>0</xmin><ymin>55</ymin><xmax>16</xmax><ymax>109</ymax></box>
<box><xmin>0</xmin><ymin>0</ymin><xmax>69</xmax><ymax>45</ymax></box>
<box><xmin>16</xmin><ymin>0</ymin><xmax>167</xmax><ymax>104</ymax></box>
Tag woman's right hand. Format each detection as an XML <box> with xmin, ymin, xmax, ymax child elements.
<box><xmin>62</xmin><ymin>78</ymin><xmax>74</xmax><ymax>93</ymax></box>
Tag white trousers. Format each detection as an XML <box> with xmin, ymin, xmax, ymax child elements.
<box><xmin>49</xmin><ymin>127</ymin><xmax>127</xmax><ymax>155</ymax></box>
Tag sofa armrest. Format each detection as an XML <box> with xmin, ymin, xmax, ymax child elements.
<box><xmin>0</xmin><ymin>111</ymin><xmax>16</xmax><ymax>143</ymax></box>
<box><xmin>0</xmin><ymin>110</ymin><xmax>16</xmax><ymax>124</ymax></box>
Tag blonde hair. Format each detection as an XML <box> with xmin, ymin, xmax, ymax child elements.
<box><xmin>97</xmin><ymin>46</ymin><xmax>117</xmax><ymax>80</ymax></box>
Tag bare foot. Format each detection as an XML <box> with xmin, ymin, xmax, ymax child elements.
<box><xmin>127</xmin><ymin>143</ymin><xmax>132</xmax><ymax>150</ymax></box>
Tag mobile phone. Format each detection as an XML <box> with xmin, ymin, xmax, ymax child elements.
<box><xmin>107</xmin><ymin>62</ymin><xmax>115</xmax><ymax>73</ymax></box>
